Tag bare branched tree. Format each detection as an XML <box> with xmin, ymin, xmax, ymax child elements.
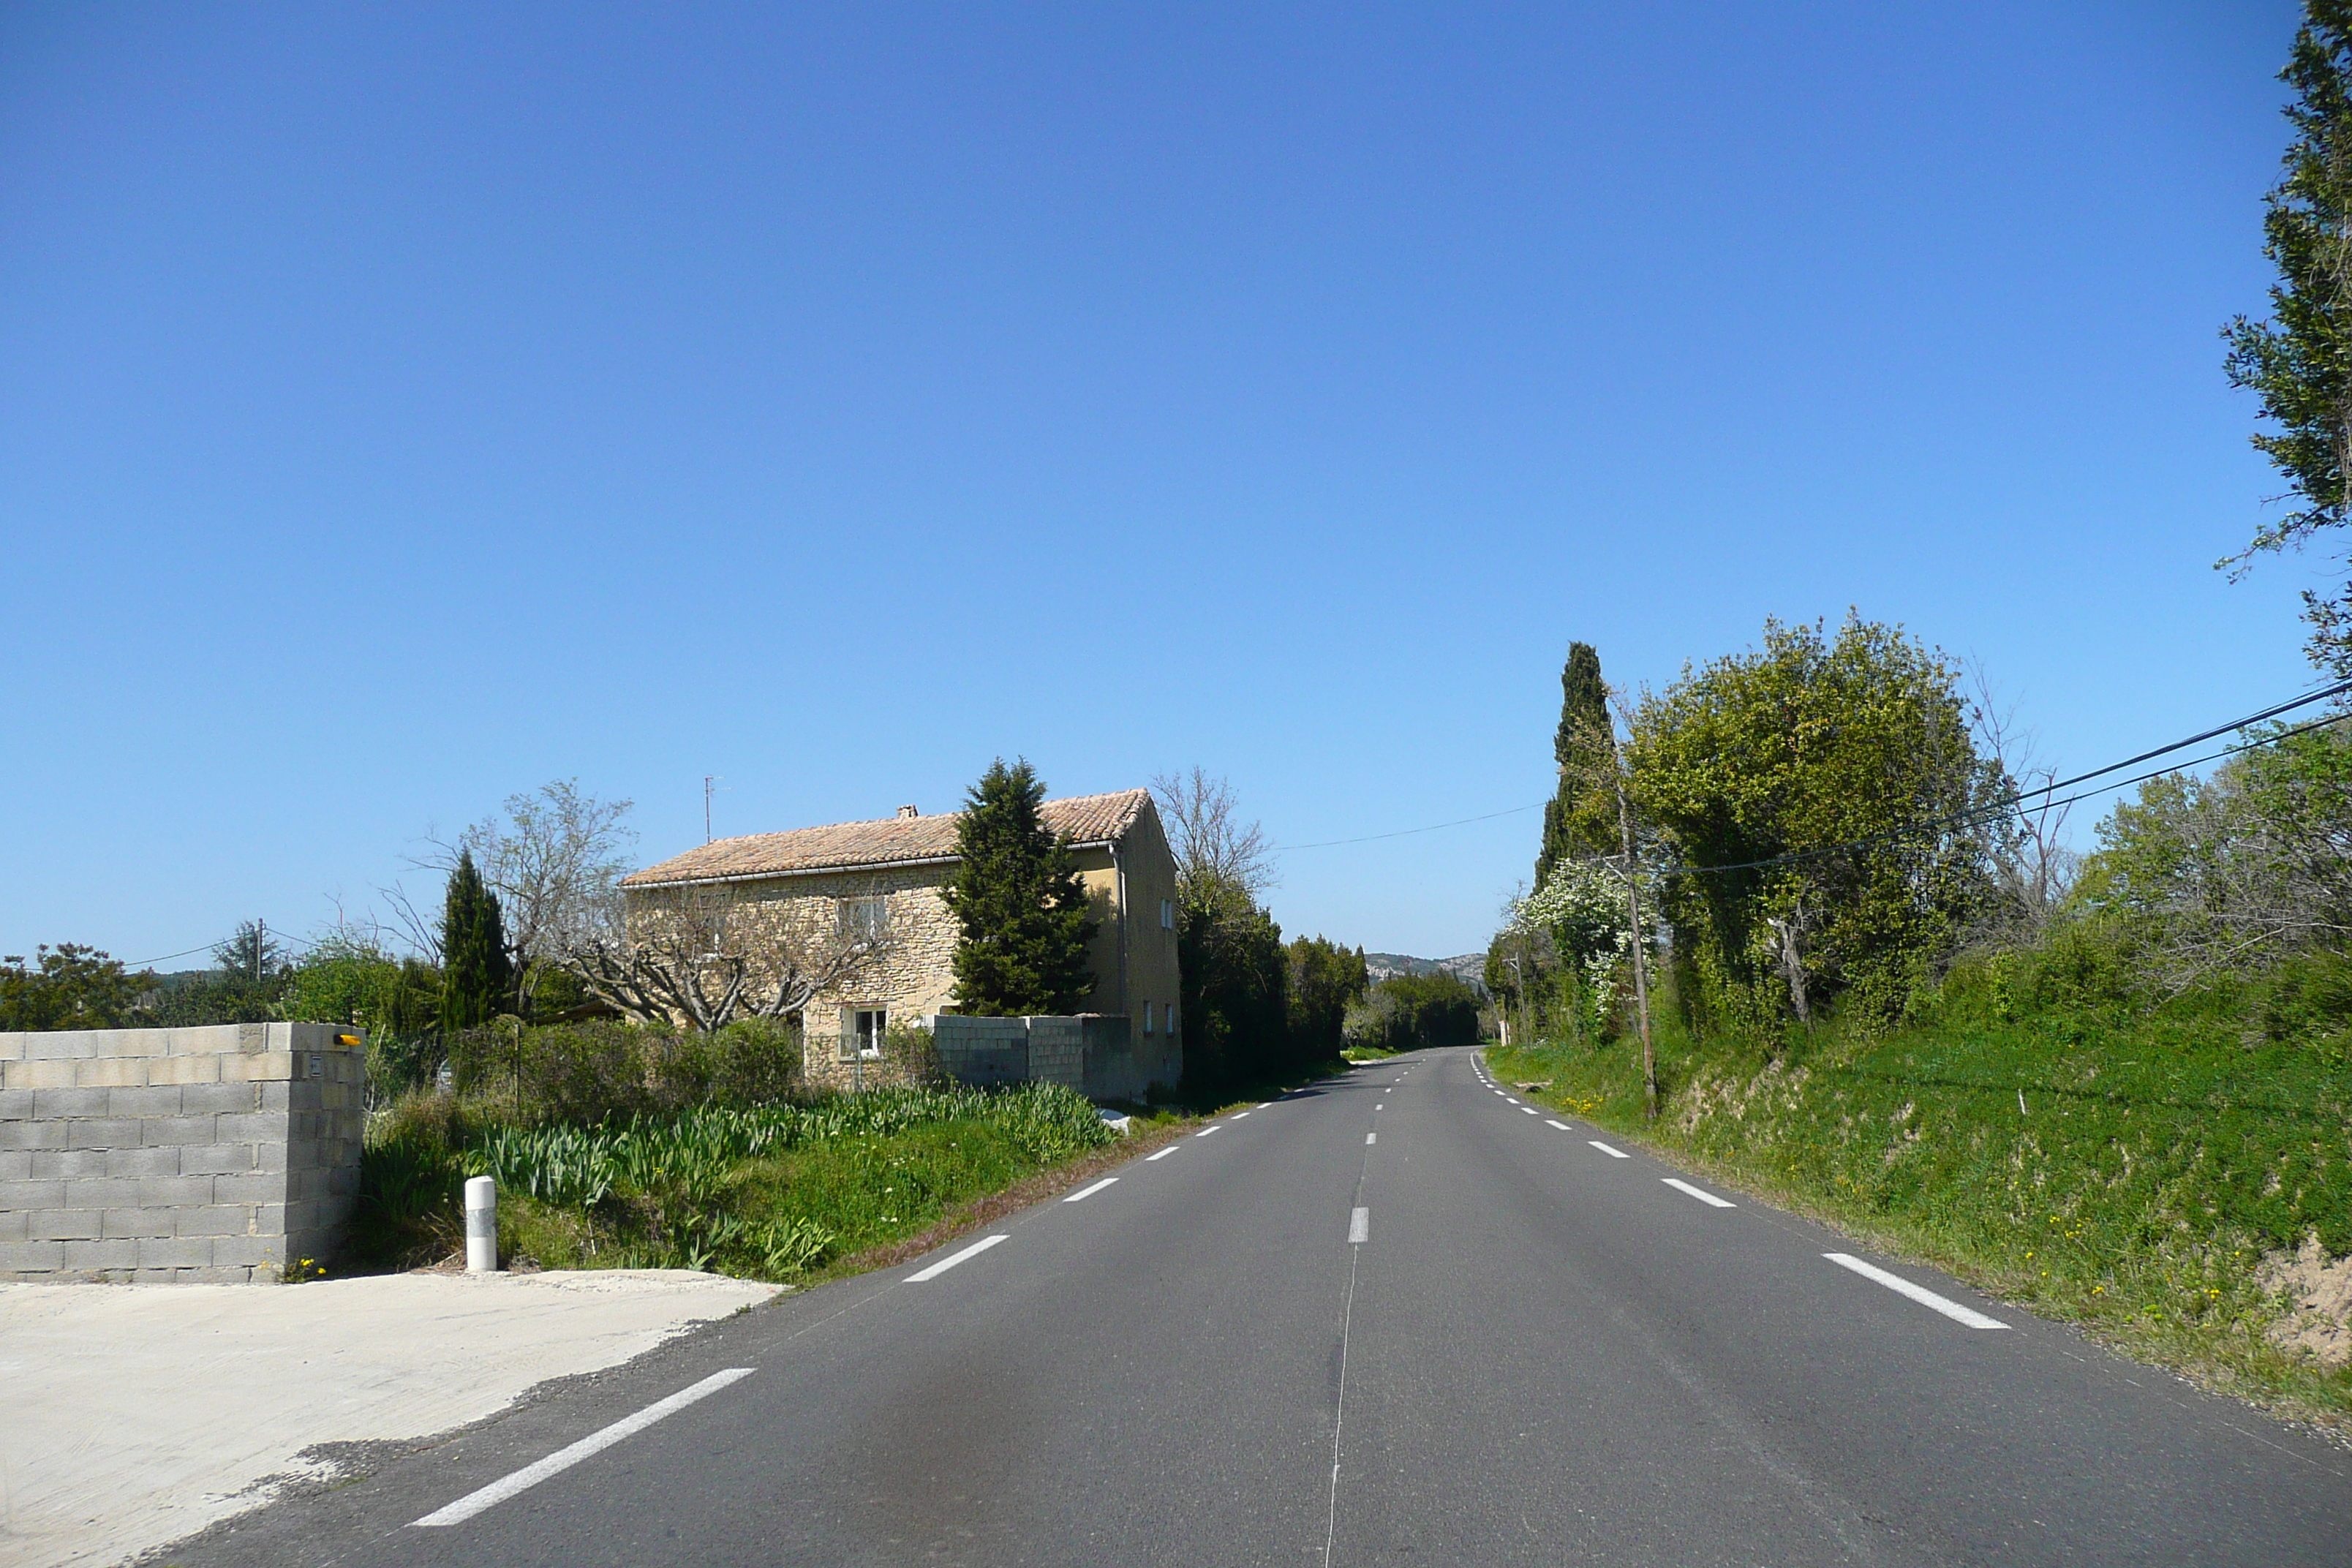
<box><xmin>1151</xmin><ymin>767</ymin><xmax>1275</xmax><ymax>917</ymax></box>
<box><xmin>393</xmin><ymin>780</ymin><xmax>637</xmax><ymax>1007</ymax></box>
<box><xmin>1967</xmin><ymin>666</ymin><xmax>2081</xmax><ymax>947</ymax></box>
<box><xmin>560</xmin><ymin>880</ymin><xmax>900</xmax><ymax>1032</ymax></box>
<box><xmin>2102</xmin><ymin>731</ymin><xmax>2352</xmax><ymax>995</ymax></box>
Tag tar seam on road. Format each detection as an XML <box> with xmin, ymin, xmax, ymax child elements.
<box><xmin>1823</xmin><ymin>1253</ymin><xmax>2008</xmax><ymax>1330</ymax></box>
<box><xmin>907</xmin><ymin>1233</ymin><xmax>1009</xmax><ymax>1282</ymax></box>
<box><xmin>410</xmin><ymin>1368</ymin><xmax>755</xmax><ymax>1528</ymax></box>
<box><xmin>1589</xmin><ymin>1140</ymin><xmax>1629</xmax><ymax>1158</ymax></box>
<box><xmin>1663</xmin><ymin>1177</ymin><xmax>1737</xmax><ymax>1208</ymax></box>
<box><xmin>1064</xmin><ymin>1177</ymin><xmax>1119</xmax><ymax>1203</ymax></box>
<box><xmin>1325</xmin><ymin>1217</ymin><xmax>1368</xmax><ymax>1568</ymax></box>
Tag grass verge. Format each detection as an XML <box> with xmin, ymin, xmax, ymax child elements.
<box><xmin>354</xmin><ymin>1081</ymin><xmax>1191</xmax><ymax>1286</ymax></box>
<box><xmin>1485</xmin><ymin>1012</ymin><xmax>2352</xmax><ymax>1436</ymax></box>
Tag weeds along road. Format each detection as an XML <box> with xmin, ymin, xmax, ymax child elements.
<box><xmin>176</xmin><ymin>1047</ymin><xmax>2352</xmax><ymax>1567</ymax></box>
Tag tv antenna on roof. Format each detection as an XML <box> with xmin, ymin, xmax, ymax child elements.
<box><xmin>704</xmin><ymin>775</ymin><xmax>725</xmax><ymax>843</ymax></box>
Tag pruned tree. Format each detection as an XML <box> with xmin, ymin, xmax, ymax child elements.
<box><xmin>561</xmin><ymin>880</ymin><xmax>900</xmax><ymax>1032</ymax></box>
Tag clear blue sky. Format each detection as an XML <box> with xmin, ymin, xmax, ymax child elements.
<box><xmin>0</xmin><ymin>1</ymin><xmax>2323</xmax><ymax>966</ymax></box>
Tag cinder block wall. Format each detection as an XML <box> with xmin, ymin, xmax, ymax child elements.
<box><xmin>1024</xmin><ymin>1018</ymin><xmax>1087</xmax><ymax>1090</ymax></box>
<box><xmin>930</xmin><ymin>1015</ymin><xmax>1028</xmax><ymax>1087</ymax></box>
<box><xmin>0</xmin><ymin>1022</ymin><xmax>365</xmax><ymax>1283</ymax></box>
<box><xmin>929</xmin><ymin>1014</ymin><xmax>1177</xmax><ymax>1101</ymax></box>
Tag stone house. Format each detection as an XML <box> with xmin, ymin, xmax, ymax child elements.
<box><xmin>619</xmin><ymin>789</ymin><xmax>1183</xmax><ymax>1092</ymax></box>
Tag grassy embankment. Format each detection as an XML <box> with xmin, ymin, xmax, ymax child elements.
<box><xmin>354</xmin><ymin>1082</ymin><xmax>1192</xmax><ymax>1286</ymax></box>
<box><xmin>1485</xmin><ymin>977</ymin><xmax>2352</xmax><ymax>1431</ymax></box>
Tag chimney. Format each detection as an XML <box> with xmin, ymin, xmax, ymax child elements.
<box><xmin>897</xmin><ymin>804</ymin><xmax>919</xmax><ymax>819</ymax></box>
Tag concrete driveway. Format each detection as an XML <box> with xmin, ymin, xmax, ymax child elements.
<box><xmin>0</xmin><ymin>1268</ymin><xmax>780</xmax><ymax>1568</ymax></box>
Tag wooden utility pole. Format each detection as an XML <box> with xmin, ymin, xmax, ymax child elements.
<box><xmin>1607</xmin><ymin>726</ymin><xmax>1657</xmax><ymax>1119</ymax></box>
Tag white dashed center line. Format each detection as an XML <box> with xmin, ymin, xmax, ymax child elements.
<box><xmin>1825</xmin><ymin>1254</ymin><xmax>2009</xmax><ymax>1330</ymax></box>
<box><xmin>1065</xmin><ymin>1177</ymin><xmax>1119</xmax><ymax>1203</ymax></box>
<box><xmin>1589</xmin><ymin>1140</ymin><xmax>1629</xmax><ymax>1158</ymax></box>
<box><xmin>1365</xmin><ymin>1131</ymin><xmax>1377</xmax><ymax>1145</ymax></box>
<box><xmin>1348</xmin><ymin>1207</ymin><xmax>1370</xmax><ymax>1245</ymax></box>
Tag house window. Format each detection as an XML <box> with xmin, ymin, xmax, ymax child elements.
<box><xmin>839</xmin><ymin>896</ymin><xmax>891</xmax><ymax>939</ymax></box>
<box><xmin>843</xmin><ymin>1006</ymin><xmax>886</xmax><ymax>1060</ymax></box>
<box><xmin>1160</xmin><ymin>898</ymin><xmax>1175</xmax><ymax>930</ymax></box>
<box><xmin>1142</xmin><ymin>1001</ymin><xmax>1154</xmax><ymax>1035</ymax></box>
<box><xmin>1165</xmin><ymin>1001</ymin><xmax>1177</xmax><ymax>1038</ymax></box>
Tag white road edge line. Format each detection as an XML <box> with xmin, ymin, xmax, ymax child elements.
<box><xmin>1232</xmin><ymin>1111</ymin><xmax>1252</xmax><ymax>1118</ymax></box>
<box><xmin>1365</xmin><ymin>1131</ymin><xmax>1376</xmax><ymax>1145</ymax></box>
<box><xmin>1064</xmin><ymin>1177</ymin><xmax>1119</xmax><ymax>1203</ymax></box>
<box><xmin>1824</xmin><ymin>1253</ymin><xmax>2010</xmax><ymax>1330</ymax></box>
<box><xmin>1146</xmin><ymin>1146</ymin><xmax>1178</xmax><ymax>1161</ymax></box>
<box><xmin>1520</xmin><ymin>1107</ymin><xmax>1539</xmax><ymax>1115</ymax></box>
<box><xmin>1196</xmin><ymin>1126</ymin><xmax>1221</xmax><ymax>1137</ymax></box>
<box><xmin>411</xmin><ymin>1368</ymin><xmax>755</xmax><ymax>1527</ymax></box>
<box><xmin>1545</xmin><ymin>1120</ymin><xmax>1570</xmax><ymax>1130</ymax></box>
<box><xmin>907</xmin><ymin>1233</ymin><xmax>1009</xmax><ymax>1281</ymax></box>
<box><xmin>1348</xmin><ymin>1207</ymin><xmax>1370</xmax><ymax>1245</ymax></box>
<box><xmin>1589</xmin><ymin>1140</ymin><xmax>1629</xmax><ymax>1158</ymax></box>
<box><xmin>1662</xmin><ymin>1177</ymin><xmax>1736</xmax><ymax>1207</ymax></box>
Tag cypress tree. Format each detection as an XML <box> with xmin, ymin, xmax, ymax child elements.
<box><xmin>942</xmin><ymin>759</ymin><xmax>1100</xmax><ymax>1016</ymax></box>
<box><xmin>439</xmin><ymin>848</ymin><xmax>513</xmax><ymax>1033</ymax></box>
<box><xmin>1534</xmin><ymin>641</ymin><xmax>1616</xmax><ymax>888</ymax></box>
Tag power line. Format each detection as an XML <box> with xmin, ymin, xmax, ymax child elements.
<box><xmin>1273</xmin><ymin>676</ymin><xmax>2352</xmax><ymax>867</ymax></box>
<box><xmin>1270</xmin><ymin>802</ymin><xmax>1545</xmax><ymax>852</ymax></box>
<box><xmin>1647</xmin><ymin>707</ymin><xmax>2348</xmax><ymax>882</ymax></box>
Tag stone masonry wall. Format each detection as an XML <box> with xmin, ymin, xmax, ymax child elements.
<box><xmin>0</xmin><ymin>1022</ymin><xmax>365</xmax><ymax>1283</ymax></box>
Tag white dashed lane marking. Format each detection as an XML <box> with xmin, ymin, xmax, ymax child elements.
<box><xmin>908</xmin><ymin>1234</ymin><xmax>1009</xmax><ymax>1282</ymax></box>
<box><xmin>1825</xmin><ymin>1254</ymin><xmax>2008</xmax><ymax>1330</ymax></box>
<box><xmin>1662</xmin><ymin>1177</ymin><xmax>1735</xmax><ymax>1208</ymax></box>
<box><xmin>411</xmin><ymin>1368</ymin><xmax>755</xmax><ymax>1527</ymax></box>
<box><xmin>1146</xmin><ymin>1147</ymin><xmax>1178</xmax><ymax>1161</ymax></box>
<box><xmin>1589</xmin><ymin>1141</ymin><xmax>1629</xmax><ymax>1158</ymax></box>
<box><xmin>1064</xmin><ymin>1177</ymin><xmax>1119</xmax><ymax>1203</ymax></box>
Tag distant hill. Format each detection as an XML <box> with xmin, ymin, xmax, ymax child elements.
<box><xmin>1363</xmin><ymin>951</ymin><xmax>1488</xmax><ymax>994</ymax></box>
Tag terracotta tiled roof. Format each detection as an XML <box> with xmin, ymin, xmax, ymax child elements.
<box><xmin>622</xmin><ymin>788</ymin><xmax>1153</xmax><ymax>889</ymax></box>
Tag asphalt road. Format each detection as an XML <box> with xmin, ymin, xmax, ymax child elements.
<box><xmin>174</xmin><ymin>1047</ymin><xmax>2352</xmax><ymax>1567</ymax></box>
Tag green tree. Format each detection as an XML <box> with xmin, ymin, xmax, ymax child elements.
<box><xmin>440</xmin><ymin>849</ymin><xmax>514</xmax><ymax>1033</ymax></box>
<box><xmin>141</xmin><ymin>923</ymin><xmax>295</xmax><ymax>1025</ymax></box>
<box><xmin>2225</xmin><ymin>1</ymin><xmax>2352</xmax><ymax>672</ymax></box>
<box><xmin>1180</xmin><ymin>900</ymin><xmax>1289</xmax><ymax>1090</ymax></box>
<box><xmin>1628</xmin><ymin>615</ymin><xmax>2007</xmax><ymax>1036</ymax></box>
<box><xmin>1535</xmin><ymin>643</ymin><xmax>1617</xmax><ymax>889</ymax></box>
<box><xmin>1286</xmin><ymin>935</ymin><xmax>1368</xmax><ymax>1066</ymax></box>
<box><xmin>0</xmin><ymin>944</ymin><xmax>146</xmax><ymax>1030</ymax></box>
<box><xmin>943</xmin><ymin>759</ymin><xmax>1099</xmax><ymax>1015</ymax></box>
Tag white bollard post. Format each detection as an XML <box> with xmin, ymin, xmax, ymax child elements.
<box><xmin>464</xmin><ymin>1175</ymin><xmax>499</xmax><ymax>1274</ymax></box>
